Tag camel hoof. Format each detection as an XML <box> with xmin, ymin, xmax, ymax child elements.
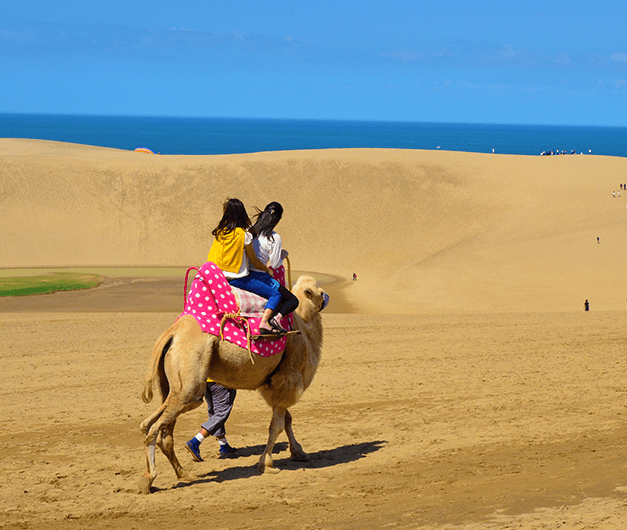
<box><xmin>257</xmin><ymin>463</ymin><xmax>281</xmax><ymax>475</ymax></box>
<box><xmin>177</xmin><ymin>471</ymin><xmax>197</xmax><ymax>483</ymax></box>
<box><xmin>138</xmin><ymin>474</ymin><xmax>153</xmax><ymax>494</ymax></box>
<box><xmin>290</xmin><ymin>451</ymin><xmax>310</xmax><ymax>462</ymax></box>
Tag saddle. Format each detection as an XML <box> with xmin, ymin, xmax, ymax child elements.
<box><xmin>179</xmin><ymin>262</ymin><xmax>292</xmax><ymax>358</ymax></box>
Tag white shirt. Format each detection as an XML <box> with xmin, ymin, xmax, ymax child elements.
<box><xmin>251</xmin><ymin>232</ymin><xmax>283</xmax><ymax>271</ymax></box>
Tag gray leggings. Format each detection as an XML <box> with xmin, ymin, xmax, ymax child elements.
<box><xmin>201</xmin><ymin>382</ymin><xmax>237</xmax><ymax>438</ymax></box>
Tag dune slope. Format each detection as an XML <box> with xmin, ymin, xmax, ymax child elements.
<box><xmin>1</xmin><ymin>139</ymin><xmax>626</xmax><ymax>312</ymax></box>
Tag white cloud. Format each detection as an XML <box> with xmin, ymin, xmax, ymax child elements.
<box><xmin>616</xmin><ymin>80</ymin><xmax>627</xmax><ymax>88</ymax></box>
<box><xmin>554</xmin><ymin>53</ymin><xmax>571</xmax><ymax>65</ymax></box>
<box><xmin>502</xmin><ymin>44</ymin><xmax>515</xmax><ymax>58</ymax></box>
<box><xmin>382</xmin><ymin>49</ymin><xmax>424</xmax><ymax>61</ymax></box>
<box><xmin>610</xmin><ymin>52</ymin><xmax>627</xmax><ymax>62</ymax></box>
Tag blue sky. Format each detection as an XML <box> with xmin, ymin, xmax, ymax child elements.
<box><xmin>1</xmin><ymin>0</ymin><xmax>626</xmax><ymax>125</ymax></box>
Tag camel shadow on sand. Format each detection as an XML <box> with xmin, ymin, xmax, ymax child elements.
<box><xmin>164</xmin><ymin>439</ymin><xmax>387</xmax><ymax>491</ymax></box>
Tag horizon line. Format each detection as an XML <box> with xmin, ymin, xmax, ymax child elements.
<box><xmin>1</xmin><ymin>111</ymin><xmax>626</xmax><ymax>130</ymax></box>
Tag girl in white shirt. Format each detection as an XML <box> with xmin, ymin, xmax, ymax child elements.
<box><xmin>251</xmin><ymin>202</ymin><xmax>299</xmax><ymax>332</ymax></box>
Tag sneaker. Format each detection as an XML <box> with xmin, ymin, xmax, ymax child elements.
<box><xmin>219</xmin><ymin>443</ymin><xmax>238</xmax><ymax>457</ymax></box>
<box><xmin>184</xmin><ymin>438</ymin><xmax>203</xmax><ymax>462</ymax></box>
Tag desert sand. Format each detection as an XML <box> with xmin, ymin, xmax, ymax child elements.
<box><xmin>1</xmin><ymin>139</ymin><xmax>627</xmax><ymax>529</ymax></box>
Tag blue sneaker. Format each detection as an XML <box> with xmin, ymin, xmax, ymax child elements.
<box><xmin>219</xmin><ymin>443</ymin><xmax>238</xmax><ymax>457</ymax></box>
<box><xmin>184</xmin><ymin>438</ymin><xmax>203</xmax><ymax>462</ymax></box>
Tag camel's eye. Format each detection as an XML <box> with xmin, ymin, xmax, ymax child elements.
<box><xmin>304</xmin><ymin>288</ymin><xmax>313</xmax><ymax>298</ymax></box>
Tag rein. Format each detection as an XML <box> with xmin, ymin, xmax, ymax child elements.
<box><xmin>219</xmin><ymin>312</ymin><xmax>255</xmax><ymax>365</ymax></box>
<box><xmin>285</xmin><ymin>256</ymin><xmax>293</xmax><ymax>290</ymax></box>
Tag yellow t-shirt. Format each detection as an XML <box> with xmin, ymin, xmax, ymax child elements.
<box><xmin>208</xmin><ymin>227</ymin><xmax>247</xmax><ymax>275</ymax></box>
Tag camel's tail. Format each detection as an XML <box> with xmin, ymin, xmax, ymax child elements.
<box><xmin>142</xmin><ymin>329</ymin><xmax>174</xmax><ymax>404</ymax></box>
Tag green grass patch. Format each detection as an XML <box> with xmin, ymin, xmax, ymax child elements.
<box><xmin>0</xmin><ymin>273</ymin><xmax>103</xmax><ymax>297</ymax></box>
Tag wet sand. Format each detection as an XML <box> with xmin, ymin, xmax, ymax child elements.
<box><xmin>0</xmin><ymin>270</ymin><xmax>351</xmax><ymax>313</ymax></box>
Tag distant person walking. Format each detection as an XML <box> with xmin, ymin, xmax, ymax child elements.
<box><xmin>584</xmin><ymin>299</ymin><xmax>590</xmax><ymax>311</ymax></box>
<box><xmin>353</xmin><ymin>273</ymin><xmax>357</xmax><ymax>281</ymax></box>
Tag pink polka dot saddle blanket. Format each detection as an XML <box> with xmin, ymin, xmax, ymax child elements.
<box><xmin>179</xmin><ymin>261</ymin><xmax>292</xmax><ymax>357</ymax></box>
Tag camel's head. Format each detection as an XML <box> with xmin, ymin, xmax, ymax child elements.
<box><xmin>292</xmin><ymin>275</ymin><xmax>329</xmax><ymax>321</ymax></box>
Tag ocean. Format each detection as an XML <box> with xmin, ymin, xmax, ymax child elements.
<box><xmin>1</xmin><ymin>113</ymin><xmax>626</xmax><ymax>158</ymax></box>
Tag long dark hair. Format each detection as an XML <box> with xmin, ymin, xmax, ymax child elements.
<box><xmin>212</xmin><ymin>198</ymin><xmax>253</xmax><ymax>238</ymax></box>
<box><xmin>252</xmin><ymin>201</ymin><xmax>283</xmax><ymax>240</ymax></box>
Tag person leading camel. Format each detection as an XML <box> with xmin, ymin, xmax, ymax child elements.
<box><xmin>250</xmin><ymin>201</ymin><xmax>299</xmax><ymax>333</ymax></box>
<box><xmin>184</xmin><ymin>381</ymin><xmax>237</xmax><ymax>461</ymax></box>
<box><xmin>208</xmin><ymin>197</ymin><xmax>282</xmax><ymax>335</ymax></box>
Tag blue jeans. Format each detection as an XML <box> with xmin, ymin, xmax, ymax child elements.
<box><xmin>228</xmin><ymin>270</ymin><xmax>282</xmax><ymax>312</ymax></box>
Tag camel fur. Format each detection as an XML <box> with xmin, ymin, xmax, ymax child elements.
<box><xmin>139</xmin><ymin>275</ymin><xmax>327</xmax><ymax>494</ymax></box>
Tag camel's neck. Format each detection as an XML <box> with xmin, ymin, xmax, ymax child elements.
<box><xmin>294</xmin><ymin>311</ymin><xmax>323</xmax><ymax>346</ymax></box>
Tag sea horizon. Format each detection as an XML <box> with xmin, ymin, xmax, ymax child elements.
<box><xmin>2</xmin><ymin>112</ymin><xmax>626</xmax><ymax>158</ymax></box>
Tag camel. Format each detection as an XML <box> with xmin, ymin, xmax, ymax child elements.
<box><xmin>139</xmin><ymin>275</ymin><xmax>328</xmax><ymax>494</ymax></box>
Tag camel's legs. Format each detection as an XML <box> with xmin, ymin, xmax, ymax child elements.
<box><xmin>284</xmin><ymin>410</ymin><xmax>309</xmax><ymax>462</ymax></box>
<box><xmin>139</xmin><ymin>395</ymin><xmax>202</xmax><ymax>494</ymax></box>
<box><xmin>257</xmin><ymin>407</ymin><xmax>287</xmax><ymax>474</ymax></box>
<box><xmin>157</xmin><ymin>419</ymin><xmax>195</xmax><ymax>482</ymax></box>
<box><xmin>140</xmin><ymin>440</ymin><xmax>159</xmax><ymax>494</ymax></box>
<box><xmin>140</xmin><ymin>402</ymin><xmax>167</xmax><ymax>435</ymax></box>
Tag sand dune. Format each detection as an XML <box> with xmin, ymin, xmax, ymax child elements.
<box><xmin>2</xmin><ymin>138</ymin><xmax>627</xmax><ymax>312</ymax></box>
<box><xmin>2</xmin><ymin>139</ymin><xmax>627</xmax><ymax>529</ymax></box>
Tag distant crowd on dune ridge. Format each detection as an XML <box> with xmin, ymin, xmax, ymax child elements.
<box><xmin>540</xmin><ymin>148</ymin><xmax>592</xmax><ymax>156</ymax></box>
